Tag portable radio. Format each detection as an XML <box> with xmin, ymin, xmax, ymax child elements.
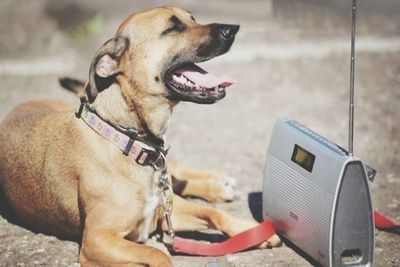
<box><xmin>262</xmin><ymin>119</ymin><xmax>375</xmax><ymax>266</ymax></box>
<box><xmin>262</xmin><ymin>1</ymin><xmax>375</xmax><ymax>266</ymax></box>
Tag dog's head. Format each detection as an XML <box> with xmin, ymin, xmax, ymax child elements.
<box><xmin>87</xmin><ymin>6</ymin><xmax>239</xmax><ymax>104</ymax></box>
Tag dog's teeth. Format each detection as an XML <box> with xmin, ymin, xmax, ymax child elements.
<box><xmin>173</xmin><ymin>75</ymin><xmax>198</xmax><ymax>91</ymax></box>
<box><xmin>182</xmin><ymin>77</ymin><xmax>187</xmax><ymax>83</ymax></box>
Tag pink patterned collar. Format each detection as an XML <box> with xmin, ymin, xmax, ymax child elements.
<box><xmin>76</xmin><ymin>103</ymin><xmax>167</xmax><ymax>168</ymax></box>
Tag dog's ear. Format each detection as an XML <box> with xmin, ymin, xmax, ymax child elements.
<box><xmin>86</xmin><ymin>35</ymin><xmax>129</xmax><ymax>103</ymax></box>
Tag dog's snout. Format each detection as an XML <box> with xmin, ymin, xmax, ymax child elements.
<box><xmin>219</xmin><ymin>24</ymin><xmax>240</xmax><ymax>41</ymax></box>
<box><xmin>197</xmin><ymin>23</ymin><xmax>240</xmax><ymax>60</ymax></box>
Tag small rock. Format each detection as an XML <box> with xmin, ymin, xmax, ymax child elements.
<box><xmin>226</xmin><ymin>254</ymin><xmax>239</xmax><ymax>262</ymax></box>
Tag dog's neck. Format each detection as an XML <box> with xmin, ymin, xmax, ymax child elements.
<box><xmin>91</xmin><ymin>81</ymin><xmax>176</xmax><ymax>143</ymax></box>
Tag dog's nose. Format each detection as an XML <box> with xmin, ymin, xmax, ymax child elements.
<box><xmin>219</xmin><ymin>24</ymin><xmax>240</xmax><ymax>41</ymax></box>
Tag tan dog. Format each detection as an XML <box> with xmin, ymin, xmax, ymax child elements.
<box><xmin>0</xmin><ymin>7</ymin><xmax>280</xmax><ymax>267</ymax></box>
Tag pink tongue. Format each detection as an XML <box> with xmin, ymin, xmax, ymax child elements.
<box><xmin>175</xmin><ymin>65</ymin><xmax>235</xmax><ymax>88</ymax></box>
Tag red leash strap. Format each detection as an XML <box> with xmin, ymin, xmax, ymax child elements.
<box><xmin>172</xmin><ymin>213</ymin><xmax>399</xmax><ymax>257</ymax></box>
<box><xmin>374</xmin><ymin>211</ymin><xmax>399</xmax><ymax>229</ymax></box>
<box><xmin>172</xmin><ymin>220</ymin><xmax>276</xmax><ymax>256</ymax></box>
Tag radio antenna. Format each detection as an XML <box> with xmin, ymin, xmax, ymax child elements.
<box><xmin>348</xmin><ymin>0</ymin><xmax>357</xmax><ymax>156</ymax></box>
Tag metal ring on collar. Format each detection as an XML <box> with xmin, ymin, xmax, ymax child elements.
<box><xmin>152</xmin><ymin>152</ymin><xmax>167</xmax><ymax>171</ymax></box>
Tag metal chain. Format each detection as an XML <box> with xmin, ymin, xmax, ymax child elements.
<box><xmin>161</xmin><ymin>175</ymin><xmax>175</xmax><ymax>242</ymax></box>
<box><xmin>152</xmin><ymin>152</ymin><xmax>175</xmax><ymax>248</ymax></box>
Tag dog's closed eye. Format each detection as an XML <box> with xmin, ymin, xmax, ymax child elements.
<box><xmin>162</xmin><ymin>15</ymin><xmax>186</xmax><ymax>35</ymax></box>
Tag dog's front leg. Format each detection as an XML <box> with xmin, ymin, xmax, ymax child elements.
<box><xmin>168</xmin><ymin>160</ymin><xmax>236</xmax><ymax>202</ymax></box>
<box><xmin>163</xmin><ymin>195</ymin><xmax>281</xmax><ymax>248</ymax></box>
<box><xmin>80</xmin><ymin>211</ymin><xmax>172</xmax><ymax>267</ymax></box>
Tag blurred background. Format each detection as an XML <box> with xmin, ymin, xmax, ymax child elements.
<box><xmin>0</xmin><ymin>0</ymin><xmax>399</xmax><ymax>266</ymax></box>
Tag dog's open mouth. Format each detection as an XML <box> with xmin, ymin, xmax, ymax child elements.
<box><xmin>165</xmin><ymin>63</ymin><xmax>234</xmax><ymax>104</ymax></box>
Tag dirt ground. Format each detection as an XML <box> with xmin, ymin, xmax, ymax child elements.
<box><xmin>0</xmin><ymin>0</ymin><xmax>399</xmax><ymax>266</ymax></box>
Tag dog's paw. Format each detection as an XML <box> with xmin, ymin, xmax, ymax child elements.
<box><xmin>180</xmin><ymin>175</ymin><xmax>237</xmax><ymax>202</ymax></box>
<box><xmin>210</xmin><ymin>176</ymin><xmax>237</xmax><ymax>202</ymax></box>
<box><xmin>258</xmin><ymin>234</ymin><xmax>282</xmax><ymax>249</ymax></box>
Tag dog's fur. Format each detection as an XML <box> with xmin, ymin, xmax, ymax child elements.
<box><xmin>0</xmin><ymin>7</ymin><xmax>280</xmax><ymax>266</ymax></box>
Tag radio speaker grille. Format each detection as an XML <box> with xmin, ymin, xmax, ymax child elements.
<box><xmin>263</xmin><ymin>154</ymin><xmax>334</xmax><ymax>264</ymax></box>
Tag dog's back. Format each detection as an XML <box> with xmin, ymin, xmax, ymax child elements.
<box><xmin>0</xmin><ymin>100</ymin><xmax>81</xmax><ymax>238</ymax></box>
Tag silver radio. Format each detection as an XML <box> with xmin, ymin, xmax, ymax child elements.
<box><xmin>262</xmin><ymin>119</ymin><xmax>374</xmax><ymax>266</ymax></box>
